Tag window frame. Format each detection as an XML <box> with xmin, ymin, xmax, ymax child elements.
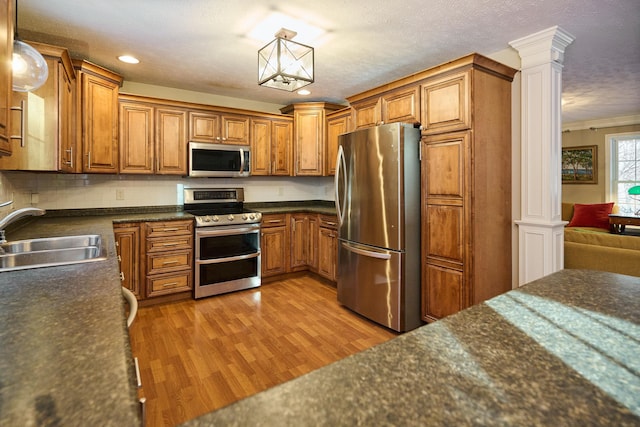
<box><xmin>605</xmin><ymin>131</ymin><xmax>640</xmax><ymax>215</ymax></box>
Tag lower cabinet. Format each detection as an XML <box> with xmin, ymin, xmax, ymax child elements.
<box><xmin>317</xmin><ymin>215</ymin><xmax>338</xmax><ymax>281</ymax></box>
<box><xmin>261</xmin><ymin>212</ymin><xmax>337</xmax><ymax>282</ymax></box>
<box><xmin>114</xmin><ymin>219</ymin><xmax>194</xmax><ymax>303</ymax></box>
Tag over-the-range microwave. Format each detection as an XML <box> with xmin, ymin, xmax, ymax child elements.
<box><xmin>188</xmin><ymin>142</ymin><xmax>250</xmax><ymax>177</ymax></box>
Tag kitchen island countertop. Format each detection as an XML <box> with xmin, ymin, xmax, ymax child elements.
<box><xmin>184</xmin><ymin>269</ymin><xmax>640</xmax><ymax>427</ymax></box>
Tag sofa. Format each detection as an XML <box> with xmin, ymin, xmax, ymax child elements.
<box><xmin>563</xmin><ymin>203</ymin><xmax>640</xmax><ymax>277</ymax></box>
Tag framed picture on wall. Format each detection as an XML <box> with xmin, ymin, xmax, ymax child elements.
<box><xmin>562</xmin><ymin>145</ymin><xmax>598</xmax><ymax>184</ymax></box>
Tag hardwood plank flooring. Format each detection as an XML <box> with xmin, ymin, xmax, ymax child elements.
<box><xmin>129</xmin><ymin>275</ymin><xmax>398</xmax><ymax>427</ymax></box>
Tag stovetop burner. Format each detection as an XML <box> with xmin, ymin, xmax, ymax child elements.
<box><xmin>183</xmin><ymin>188</ymin><xmax>262</xmax><ymax>227</ymax></box>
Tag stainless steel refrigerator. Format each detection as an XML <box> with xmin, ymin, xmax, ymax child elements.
<box><xmin>335</xmin><ymin>123</ymin><xmax>422</xmax><ymax>332</ymax></box>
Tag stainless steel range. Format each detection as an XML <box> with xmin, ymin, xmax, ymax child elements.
<box><xmin>183</xmin><ymin>188</ymin><xmax>262</xmax><ymax>299</ymax></box>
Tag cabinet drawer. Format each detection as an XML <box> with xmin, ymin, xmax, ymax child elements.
<box><xmin>261</xmin><ymin>214</ymin><xmax>287</xmax><ymax>228</ymax></box>
<box><xmin>146</xmin><ymin>235</ymin><xmax>193</xmax><ymax>253</ymax></box>
<box><xmin>145</xmin><ymin>220</ymin><xmax>193</xmax><ymax>237</ymax></box>
<box><xmin>147</xmin><ymin>250</ymin><xmax>192</xmax><ymax>275</ymax></box>
<box><xmin>147</xmin><ymin>271</ymin><xmax>192</xmax><ymax>297</ymax></box>
<box><xmin>318</xmin><ymin>214</ymin><xmax>338</xmax><ymax>229</ymax></box>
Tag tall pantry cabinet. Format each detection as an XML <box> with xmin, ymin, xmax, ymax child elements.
<box><xmin>0</xmin><ymin>0</ymin><xmax>12</xmax><ymax>156</ymax></box>
<box><xmin>420</xmin><ymin>56</ymin><xmax>516</xmax><ymax>322</ymax></box>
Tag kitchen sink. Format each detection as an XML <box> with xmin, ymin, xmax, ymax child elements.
<box><xmin>0</xmin><ymin>234</ymin><xmax>107</xmax><ymax>272</ymax></box>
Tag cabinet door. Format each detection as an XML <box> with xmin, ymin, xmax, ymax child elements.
<box><xmin>271</xmin><ymin>119</ymin><xmax>292</xmax><ymax>176</ymax></box>
<box><xmin>188</xmin><ymin>111</ymin><xmax>220</xmax><ymax>143</ymax></box>
<box><xmin>81</xmin><ymin>73</ymin><xmax>119</xmax><ymax>172</ymax></box>
<box><xmin>221</xmin><ymin>115</ymin><xmax>249</xmax><ymax>145</ymax></box>
<box><xmin>250</xmin><ymin>118</ymin><xmax>270</xmax><ymax>175</ymax></box>
<box><xmin>156</xmin><ymin>108</ymin><xmax>187</xmax><ymax>175</ymax></box>
<box><xmin>318</xmin><ymin>226</ymin><xmax>337</xmax><ymax>281</ymax></box>
<box><xmin>261</xmin><ymin>225</ymin><xmax>288</xmax><ymax>277</ymax></box>
<box><xmin>352</xmin><ymin>98</ymin><xmax>381</xmax><ymax>130</ymax></box>
<box><xmin>119</xmin><ymin>102</ymin><xmax>154</xmax><ymax>174</ymax></box>
<box><xmin>0</xmin><ymin>0</ymin><xmax>11</xmax><ymax>156</ymax></box>
<box><xmin>290</xmin><ymin>214</ymin><xmax>309</xmax><ymax>270</ymax></box>
<box><xmin>294</xmin><ymin>109</ymin><xmax>324</xmax><ymax>176</ymax></box>
<box><xmin>59</xmin><ymin>62</ymin><xmax>77</xmax><ymax>172</ymax></box>
<box><xmin>326</xmin><ymin>110</ymin><xmax>350</xmax><ymax>176</ymax></box>
<box><xmin>422</xmin><ymin>264</ymin><xmax>463</xmax><ymax>322</ymax></box>
<box><xmin>382</xmin><ymin>85</ymin><xmax>420</xmax><ymax>125</ymax></box>
<box><xmin>421</xmin><ymin>70</ymin><xmax>470</xmax><ymax>135</ymax></box>
<box><xmin>114</xmin><ymin>224</ymin><xmax>142</xmax><ymax>299</ymax></box>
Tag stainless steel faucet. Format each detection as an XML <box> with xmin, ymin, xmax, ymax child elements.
<box><xmin>0</xmin><ymin>206</ymin><xmax>46</xmax><ymax>244</ymax></box>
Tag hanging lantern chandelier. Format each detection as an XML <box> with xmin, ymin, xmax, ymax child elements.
<box><xmin>258</xmin><ymin>28</ymin><xmax>314</xmax><ymax>92</ymax></box>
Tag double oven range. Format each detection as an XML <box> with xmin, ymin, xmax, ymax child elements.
<box><xmin>183</xmin><ymin>188</ymin><xmax>262</xmax><ymax>299</ymax></box>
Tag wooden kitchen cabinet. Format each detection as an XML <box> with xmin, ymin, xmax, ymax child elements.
<box><xmin>0</xmin><ymin>0</ymin><xmax>11</xmax><ymax>156</ymax></box>
<box><xmin>420</xmin><ymin>70</ymin><xmax>470</xmax><ymax>135</ymax></box>
<box><xmin>114</xmin><ymin>223</ymin><xmax>142</xmax><ymax>299</ymax></box>
<box><xmin>421</xmin><ymin>57</ymin><xmax>515</xmax><ymax>322</ymax></box>
<box><xmin>250</xmin><ymin>117</ymin><xmax>293</xmax><ymax>176</ymax></box>
<box><xmin>144</xmin><ymin>220</ymin><xmax>193</xmax><ymax>298</ymax></box>
<box><xmin>318</xmin><ymin>215</ymin><xmax>338</xmax><ymax>281</ymax></box>
<box><xmin>281</xmin><ymin>102</ymin><xmax>343</xmax><ymax>176</ymax></box>
<box><xmin>118</xmin><ymin>95</ymin><xmax>187</xmax><ymax>175</ymax></box>
<box><xmin>260</xmin><ymin>214</ymin><xmax>289</xmax><ymax>278</ymax></box>
<box><xmin>119</xmin><ymin>102</ymin><xmax>154</xmax><ymax>174</ymax></box>
<box><xmin>326</xmin><ymin>108</ymin><xmax>352</xmax><ymax>176</ymax></box>
<box><xmin>188</xmin><ymin>111</ymin><xmax>249</xmax><ymax>145</ymax></box>
<box><xmin>74</xmin><ymin>60</ymin><xmax>122</xmax><ymax>173</ymax></box>
<box><xmin>155</xmin><ymin>107</ymin><xmax>187</xmax><ymax>174</ymax></box>
<box><xmin>0</xmin><ymin>42</ymin><xmax>76</xmax><ymax>171</ymax></box>
<box><xmin>290</xmin><ymin>213</ymin><xmax>318</xmax><ymax>272</ymax></box>
<box><xmin>350</xmin><ymin>85</ymin><xmax>420</xmax><ymax>130</ymax></box>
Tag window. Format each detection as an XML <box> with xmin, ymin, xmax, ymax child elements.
<box><xmin>606</xmin><ymin>132</ymin><xmax>640</xmax><ymax>215</ymax></box>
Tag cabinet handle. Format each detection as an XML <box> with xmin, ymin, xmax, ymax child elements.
<box><xmin>134</xmin><ymin>357</ymin><xmax>142</xmax><ymax>387</ymax></box>
<box><xmin>161</xmin><ymin>228</ymin><xmax>179</xmax><ymax>232</ymax></box>
<box><xmin>162</xmin><ymin>242</ymin><xmax>179</xmax><ymax>247</ymax></box>
<box><xmin>117</xmin><ymin>254</ymin><xmax>122</xmax><ymax>262</ymax></box>
<box><xmin>65</xmin><ymin>147</ymin><xmax>73</xmax><ymax>168</ymax></box>
<box><xmin>325</xmin><ymin>221</ymin><xmax>336</xmax><ymax>226</ymax></box>
<box><xmin>162</xmin><ymin>260</ymin><xmax>180</xmax><ymax>265</ymax></box>
<box><xmin>10</xmin><ymin>100</ymin><xmax>26</xmax><ymax>146</ymax></box>
<box><xmin>267</xmin><ymin>220</ymin><xmax>281</xmax><ymax>223</ymax></box>
<box><xmin>120</xmin><ymin>272</ymin><xmax>125</xmax><ymax>281</ymax></box>
<box><xmin>161</xmin><ymin>282</ymin><xmax>179</xmax><ymax>288</ymax></box>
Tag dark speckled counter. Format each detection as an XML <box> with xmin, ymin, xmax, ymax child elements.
<box><xmin>183</xmin><ymin>269</ymin><xmax>640</xmax><ymax>427</ymax></box>
<box><xmin>0</xmin><ymin>210</ymin><xmax>193</xmax><ymax>426</ymax></box>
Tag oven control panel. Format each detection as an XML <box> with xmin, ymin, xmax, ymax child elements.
<box><xmin>195</xmin><ymin>211</ymin><xmax>262</xmax><ymax>227</ymax></box>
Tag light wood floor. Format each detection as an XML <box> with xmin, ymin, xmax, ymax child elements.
<box><xmin>129</xmin><ymin>275</ymin><xmax>398</xmax><ymax>427</ymax></box>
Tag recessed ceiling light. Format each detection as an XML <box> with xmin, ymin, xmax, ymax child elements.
<box><xmin>297</xmin><ymin>89</ymin><xmax>311</xmax><ymax>96</ymax></box>
<box><xmin>118</xmin><ymin>55</ymin><xmax>139</xmax><ymax>64</ymax></box>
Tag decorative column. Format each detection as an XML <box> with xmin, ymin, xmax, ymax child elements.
<box><xmin>509</xmin><ymin>26</ymin><xmax>575</xmax><ymax>286</ymax></box>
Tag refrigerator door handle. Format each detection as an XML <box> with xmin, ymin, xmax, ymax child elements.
<box><xmin>335</xmin><ymin>145</ymin><xmax>347</xmax><ymax>225</ymax></box>
<box><xmin>341</xmin><ymin>241</ymin><xmax>392</xmax><ymax>260</ymax></box>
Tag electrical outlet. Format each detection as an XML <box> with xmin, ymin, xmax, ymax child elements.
<box><xmin>116</xmin><ymin>189</ymin><xmax>125</xmax><ymax>200</ymax></box>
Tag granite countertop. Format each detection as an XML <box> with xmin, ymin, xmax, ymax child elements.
<box><xmin>0</xmin><ymin>210</ymin><xmax>194</xmax><ymax>426</ymax></box>
<box><xmin>184</xmin><ymin>269</ymin><xmax>640</xmax><ymax>427</ymax></box>
<box><xmin>0</xmin><ymin>202</ymin><xmax>332</xmax><ymax>426</ymax></box>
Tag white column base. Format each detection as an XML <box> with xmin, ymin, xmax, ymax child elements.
<box><xmin>516</xmin><ymin>220</ymin><xmax>567</xmax><ymax>286</ymax></box>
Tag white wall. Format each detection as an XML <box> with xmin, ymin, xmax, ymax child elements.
<box><xmin>1</xmin><ymin>172</ymin><xmax>334</xmax><ymax>211</ymax></box>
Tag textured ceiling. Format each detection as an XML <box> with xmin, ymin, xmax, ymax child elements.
<box><xmin>16</xmin><ymin>0</ymin><xmax>640</xmax><ymax>125</ymax></box>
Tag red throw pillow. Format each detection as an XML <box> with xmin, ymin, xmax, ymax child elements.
<box><xmin>567</xmin><ymin>202</ymin><xmax>615</xmax><ymax>229</ymax></box>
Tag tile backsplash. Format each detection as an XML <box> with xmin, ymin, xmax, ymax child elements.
<box><xmin>1</xmin><ymin>172</ymin><xmax>335</xmax><ymax>212</ymax></box>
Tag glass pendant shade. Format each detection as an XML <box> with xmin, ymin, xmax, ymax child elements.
<box><xmin>13</xmin><ymin>39</ymin><xmax>48</xmax><ymax>92</ymax></box>
<box><xmin>258</xmin><ymin>36</ymin><xmax>314</xmax><ymax>91</ymax></box>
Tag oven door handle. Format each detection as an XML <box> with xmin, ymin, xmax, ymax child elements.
<box><xmin>196</xmin><ymin>251</ymin><xmax>260</xmax><ymax>264</ymax></box>
<box><xmin>196</xmin><ymin>226</ymin><xmax>260</xmax><ymax>237</ymax></box>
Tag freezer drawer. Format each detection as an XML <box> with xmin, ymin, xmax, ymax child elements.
<box><xmin>337</xmin><ymin>240</ymin><xmax>404</xmax><ymax>331</ymax></box>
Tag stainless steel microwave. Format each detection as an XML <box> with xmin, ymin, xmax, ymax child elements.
<box><xmin>188</xmin><ymin>142</ymin><xmax>250</xmax><ymax>177</ymax></box>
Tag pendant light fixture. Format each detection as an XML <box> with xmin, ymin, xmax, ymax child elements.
<box><xmin>12</xmin><ymin>0</ymin><xmax>48</xmax><ymax>92</ymax></box>
<box><xmin>258</xmin><ymin>28</ymin><xmax>314</xmax><ymax>92</ymax></box>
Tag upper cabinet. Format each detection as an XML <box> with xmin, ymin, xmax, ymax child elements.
<box><xmin>325</xmin><ymin>108</ymin><xmax>352</xmax><ymax>176</ymax></box>
<box><xmin>74</xmin><ymin>60</ymin><xmax>123</xmax><ymax>173</ymax></box>
<box><xmin>0</xmin><ymin>42</ymin><xmax>76</xmax><ymax>171</ymax></box>
<box><xmin>250</xmin><ymin>116</ymin><xmax>293</xmax><ymax>176</ymax></box>
<box><xmin>188</xmin><ymin>111</ymin><xmax>249</xmax><ymax>145</ymax></box>
<box><xmin>0</xmin><ymin>0</ymin><xmax>12</xmax><ymax>156</ymax></box>
<box><xmin>420</xmin><ymin>70</ymin><xmax>470</xmax><ymax>135</ymax></box>
<box><xmin>281</xmin><ymin>102</ymin><xmax>343</xmax><ymax>176</ymax></box>
<box><xmin>350</xmin><ymin>85</ymin><xmax>420</xmax><ymax>130</ymax></box>
<box><xmin>119</xmin><ymin>95</ymin><xmax>187</xmax><ymax>175</ymax></box>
